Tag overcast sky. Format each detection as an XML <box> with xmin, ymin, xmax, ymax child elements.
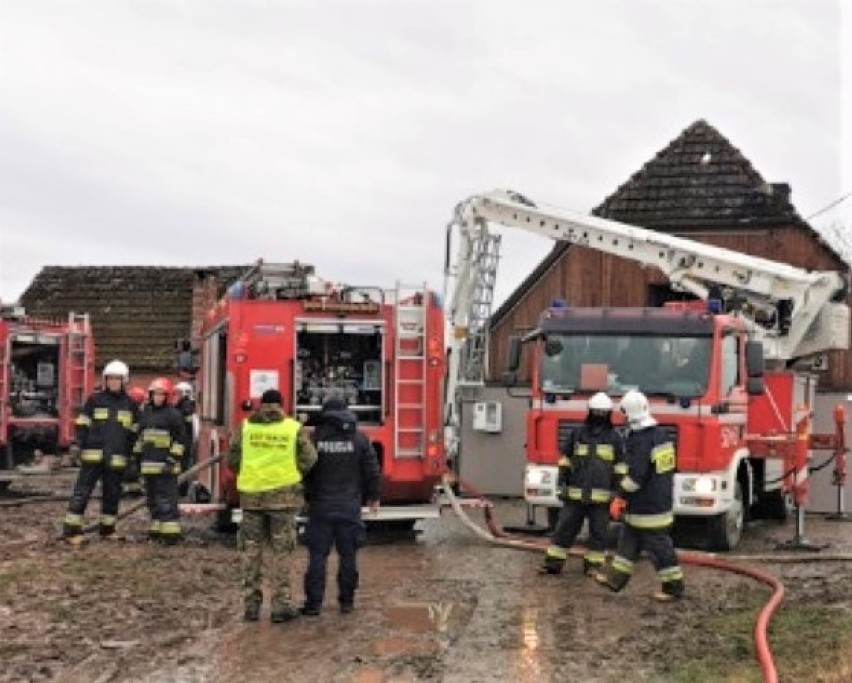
<box><xmin>0</xmin><ymin>0</ymin><xmax>849</xmax><ymax>309</ymax></box>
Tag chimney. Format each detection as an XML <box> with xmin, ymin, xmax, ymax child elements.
<box><xmin>769</xmin><ymin>183</ymin><xmax>791</xmax><ymax>203</ymax></box>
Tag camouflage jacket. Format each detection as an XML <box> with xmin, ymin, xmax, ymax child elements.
<box><xmin>227</xmin><ymin>407</ymin><xmax>317</xmax><ymax>511</ymax></box>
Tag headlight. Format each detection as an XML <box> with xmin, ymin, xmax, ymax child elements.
<box><xmin>682</xmin><ymin>477</ymin><xmax>716</xmax><ymax>494</ymax></box>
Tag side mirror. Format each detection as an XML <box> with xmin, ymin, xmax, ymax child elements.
<box><xmin>746</xmin><ymin>377</ymin><xmax>765</xmax><ymax>396</ymax></box>
<box><xmin>507</xmin><ymin>336</ymin><xmax>522</xmax><ymax>373</ymax></box>
<box><xmin>745</xmin><ymin>341</ymin><xmax>764</xmax><ymax>377</ymax></box>
<box><xmin>502</xmin><ymin>371</ymin><xmax>517</xmax><ymax>388</ymax></box>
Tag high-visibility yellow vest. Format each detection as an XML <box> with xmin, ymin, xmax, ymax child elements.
<box><xmin>237</xmin><ymin>418</ymin><xmax>302</xmax><ymax>493</ymax></box>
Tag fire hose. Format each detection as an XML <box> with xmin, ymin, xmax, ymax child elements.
<box><xmin>441</xmin><ymin>476</ymin><xmax>852</xmax><ymax>683</ymax></box>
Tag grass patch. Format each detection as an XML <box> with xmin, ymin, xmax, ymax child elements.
<box><xmin>650</xmin><ymin>595</ymin><xmax>852</xmax><ymax>683</ymax></box>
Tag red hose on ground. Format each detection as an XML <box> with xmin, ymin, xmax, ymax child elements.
<box><xmin>446</xmin><ymin>478</ymin><xmax>783</xmax><ymax>683</ymax></box>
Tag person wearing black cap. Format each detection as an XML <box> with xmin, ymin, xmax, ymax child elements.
<box><xmin>227</xmin><ymin>389</ymin><xmax>317</xmax><ymax>623</ymax></box>
<box><xmin>301</xmin><ymin>395</ymin><xmax>381</xmax><ymax>616</ymax></box>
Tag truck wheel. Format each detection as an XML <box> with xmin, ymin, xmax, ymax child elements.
<box><xmin>708</xmin><ymin>481</ymin><xmax>744</xmax><ymax>550</ymax></box>
<box><xmin>214</xmin><ymin>508</ymin><xmax>238</xmax><ymax>534</ymax></box>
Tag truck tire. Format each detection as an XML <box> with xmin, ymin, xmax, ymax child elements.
<box><xmin>214</xmin><ymin>508</ymin><xmax>238</xmax><ymax>534</ymax></box>
<box><xmin>708</xmin><ymin>480</ymin><xmax>744</xmax><ymax>550</ymax></box>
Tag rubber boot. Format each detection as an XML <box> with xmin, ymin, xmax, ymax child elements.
<box><xmin>653</xmin><ymin>579</ymin><xmax>684</xmax><ymax>602</ymax></box>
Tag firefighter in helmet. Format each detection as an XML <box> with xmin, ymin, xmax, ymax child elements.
<box><xmin>135</xmin><ymin>377</ymin><xmax>185</xmax><ymax>543</ymax></box>
<box><xmin>595</xmin><ymin>390</ymin><xmax>684</xmax><ymax>601</ymax></box>
<box><xmin>173</xmin><ymin>381</ymin><xmax>196</xmax><ymax>496</ymax></box>
<box><xmin>540</xmin><ymin>391</ymin><xmax>626</xmax><ymax>576</ymax></box>
<box><xmin>62</xmin><ymin>360</ymin><xmax>139</xmax><ymax>543</ymax></box>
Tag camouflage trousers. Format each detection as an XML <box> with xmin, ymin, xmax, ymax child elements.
<box><xmin>240</xmin><ymin>508</ymin><xmax>298</xmax><ymax>611</ymax></box>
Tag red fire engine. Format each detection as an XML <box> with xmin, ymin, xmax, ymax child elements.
<box><xmin>193</xmin><ymin>262</ymin><xmax>446</xmax><ymax>525</ymax></box>
<box><xmin>444</xmin><ymin>191</ymin><xmax>850</xmax><ymax>550</ymax></box>
<box><xmin>0</xmin><ymin>305</ymin><xmax>94</xmax><ymax>489</ymax></box>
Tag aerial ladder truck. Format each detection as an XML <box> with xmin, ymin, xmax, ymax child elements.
<box><xmin>444</xmin><ymin>190</ymin><xmax>849</xmax><ymax>549</ymax></box>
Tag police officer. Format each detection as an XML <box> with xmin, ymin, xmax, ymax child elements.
<box><xmin>595</xmin><ymin>390</ymin><xmax>685</xmax><ymax>601</ymax></box>
<box><xmin>227</xmin><ymin>389</ymin><xmax>317</xmax><ymax>623</ymax></box>
<box><xmin>301</xmin><ymin>396</ymin><xmax>381</xmax><ymax>616</ymax></box>
<box><xmin>540</xmin><ymin>392</ymin><xmax>625</xmax><ymax>576</ymax></box>
<box><xmin>136</xmin><ymin>377</ymin><xmax>185</xmax><ymax>543</ymax></box>
<box><xmin>62</xmin><ymin>360</ymin><xmax>138</xmax><ymax>543</ymax></box>
<box><xmin>173</xmin><ymin>381</ymin><xmax>196</xmax><ymax>496</ymax></box>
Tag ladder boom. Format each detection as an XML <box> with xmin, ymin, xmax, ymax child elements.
<box><xmin>454</xmin><ymin>190</ymin><xmax>848</xmax><ymax>362</ymax></box>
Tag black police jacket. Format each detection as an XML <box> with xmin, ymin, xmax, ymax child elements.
<box><xmin>304</xmin><ymin>408</ymin><xmax>381</xmax><ymax>518</ymax></box>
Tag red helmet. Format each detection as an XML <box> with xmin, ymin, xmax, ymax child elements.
<box><xmin>128</xmin><ymin>387</ymin><xmax>147</xmax><ymax>405</ymax></box>
<box><xmin>148</xmin><ymin>377</ymin><xmax>174</xmax><ymax>395</ymax></box>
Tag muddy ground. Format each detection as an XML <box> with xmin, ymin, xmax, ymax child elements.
<box><xmin>2</xmin><ymin>472</ymin><xmax>852</xmax><ymax>683</ymax></box>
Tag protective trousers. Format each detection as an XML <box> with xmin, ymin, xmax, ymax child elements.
<box><xmin>63</xmin><ymin>462</ymin><xmax>124</xmax><ymax>537</ymax></box>
<box><xmin>303</xmin><ymin>513</ymin><xmax>365</xmax><ymax>609</ymax></box>
<box><xmin>144</xmin><ymin>473</ymin><xmax>181</xmax><ymax>541</ymax></box>
<box><xmin>542</xmin><ymin>502</ymin><xmax>609</xmax><ymax>574</ymax></box>
<box><xmin>241</xmin><ymin>509</ymin><xmax>297</xmax><ymax>612</ymax></box>
<box><xmin>600</xmin><ymin>522</ymin><xmax>684</xmax><ymax>597</ymax></box>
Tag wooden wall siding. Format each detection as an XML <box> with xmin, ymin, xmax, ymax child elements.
<box><xmin>489</xmin><ymin>224</ymin><xmax>852</xmax><ymax>390</ymax></box>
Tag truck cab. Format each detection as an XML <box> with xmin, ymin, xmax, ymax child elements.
<box><xmin>516</xmin><ymin>302</ymin><xmax>779</xmax><ymax>549</ymax></box>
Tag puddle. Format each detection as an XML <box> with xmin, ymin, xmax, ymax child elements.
<box><xmin>383</xmin><ymin>601</ymin><xmax>468</xmax><ymax>635</ymax></box>
<box><xmin>514</xmin><ymin>606</ymin><xmax>544</xmax><ymax>682</ymax></box>
<box><xmin>371</xmin><ymin>636</ymin><xmax>441</xmax><ymax>657</ymax></box>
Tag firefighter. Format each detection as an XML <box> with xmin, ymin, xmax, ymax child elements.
<box><xmin>540</xmin><ymin>392</ymin><xmax>625</xmax><ymax>576</ymax></box>
<box><xmin>135</xmin><ymin>377</ymin><xmax>185</xmax><ymax>543</ymax></box>
<box><xmin>595</xmin><ymin>389</ymin><xmax>685</xmax><ymax>602</ymax></box>
<box><xmin>227</xmin><ymin>389</ymin><xmax>317</xmax><ymax>623</ymax></box>
<box><xmin>122</xmin><ymin>386</ymin><xmax>148</xmax><ymax>497</ymax></box>
<box><xmin>173</xmin><ymin>381</ymin><xmax>196</xmax><ymax>496</ymax></box>
<box><xmin>301</xmin><ymin>396</ymin><xmax>381</xmax><ymax>617</ymax></box>
<box><xmin>62</xmin><ymin>360</ymin><xmax>139</xmax><ymax>543</ymax></box>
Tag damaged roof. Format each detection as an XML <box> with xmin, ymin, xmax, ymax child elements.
<box><xmin>491</xmin><ymin>119</ymin><xmax>849</xmax><ymax>327</ymax></box>
<box><xmin>19</xmin><ymin>265</ymin><xmax>246</xmax><ymax>372</ymax></box>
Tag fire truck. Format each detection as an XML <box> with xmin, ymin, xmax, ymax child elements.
<box><xmin>444</xmin><ymin>190</ymin><xmax>850</xmax><ymax>550</ymax></box>
<box><xmin>193</xmin><ymin>262</ymin><xmax>446</xmax><ymax>526</ymax></box>
<box><xmin>0</xmin><ymin>305</ymin><xmax>94</xmax><ymax>490</ymax></box>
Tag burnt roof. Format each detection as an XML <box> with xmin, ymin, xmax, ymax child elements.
<box><xmin>19</xmin><ymin>265</ymin><xmax>246</xmax><ymax>372</ymax></box>
<box><xmin>594</xmin><ymin>119</ymin><xmax>802</xmax><ymax>229</ymax></box>
<box><xmin>491</xmin><ymin>119</ymin><xmax>848</xmax><ymax>328</ymax></box>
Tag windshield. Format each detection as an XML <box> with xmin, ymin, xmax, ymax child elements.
<box><xmin>540</xmin><ymin>334</ymin><xmax>712</xmax><ymax>398</ymax></box>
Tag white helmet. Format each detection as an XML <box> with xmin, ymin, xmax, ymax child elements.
<box><xmin>619</xmin><ymin>390</ymin><xmax>657</xmax><ymax>429</ymax></box>
<box><xmin>102</xmin><ymin>360</ymin><xmax>129</xmax><ymax>382</ymax></box>
<box><xmin>587</xmin><ymin>392</ymin><xmax>613</xmax><ymax>413</ymax></box>
<box><xmin>175</xmin><ymin>381</ymin><xmax>193</xmax><ymax>397</ymax></box>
